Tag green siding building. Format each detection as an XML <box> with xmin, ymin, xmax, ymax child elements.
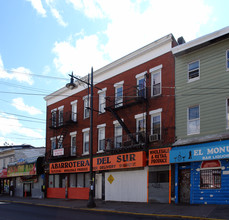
<box><xmin>170</xmin><ymin>27</ymin><xmax>229</xmax><ymax>204</ymax></box>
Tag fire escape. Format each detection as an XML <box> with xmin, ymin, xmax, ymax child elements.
<box><xmin>105</xmin><ymin>84</ymin><xmax>148</xmax><ymax>152</ymax></box>
<box><xmin>48</xmin><ymin>110</ymin><xmax>77</xmax><ymax>159</ymax></box>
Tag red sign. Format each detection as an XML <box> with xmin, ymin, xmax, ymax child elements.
<box><xmin>53</xmin><ymin>148</ymin><xmax>64</xmax><ymax>156</ymax></box>
<box><xmin>0</xmin><ymin>168</ymin><xmax>7</xmax><ymax>178</ymax></box>
<box><xmin>149</xmin><ymin>148</ymin><xmax>171</xmax><ymax>166</ymax></box>
<box><xmin>50</xmin><ymin>151</ymin><xmax>146</xmax><ymax>174</ymax></box>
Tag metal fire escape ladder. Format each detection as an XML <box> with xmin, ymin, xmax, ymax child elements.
<box><xmin>57</xmin><ymin>126</ymin><xmax>68</xmax><ymax>147</ymax></box>
<box><xmin>106</xmin><ymin>107</ymin><xmax>137</xmax><ymax>144</ymax></box>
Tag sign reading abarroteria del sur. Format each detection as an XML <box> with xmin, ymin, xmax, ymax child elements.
<box><xmin>170</xmin><ymin>140</ymin><xmax>229</xmax><ymax>163</ymax></box>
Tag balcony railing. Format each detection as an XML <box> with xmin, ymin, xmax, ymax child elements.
<box><xmin>106</xmin><ymin>86</ymin><xmax>147</xmax><ymax>110</ymax></box>
<box><xmin>46</xmin><ymin>145</ymin><xmax>77</xmax><ymax>159</ymax></box>
<box><xmin>49</xmin><ymin>111</ymin><xmax>77</xmax><ymax>129</ymax></box>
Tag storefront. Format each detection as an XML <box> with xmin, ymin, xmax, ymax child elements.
<box><xmin>148</xmin><ymin>147</ymin><xmax>171</xmax><ymax>203</ymax></box>
<box><xmin>0</xmin><ymin>168</ymin><xmax>10</xmax><ymax>195</ymax></box>
<box><xmin>170</xmin><ymin>140</ymin><xmax>229</xmax><ymax>204</ymax></box>
<box><xmin>7</xmin><ymin>157</ymin><xmax>44</xmax><ymax>198</ymax></box>
<box><xmin>48</xmin><ymin>151</ymin><xmax>147</xmax><ymax>202</ymax></box>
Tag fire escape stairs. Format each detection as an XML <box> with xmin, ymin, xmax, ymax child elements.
<box><xmin>57</xmin><ymin>126</ymin><xmax>68</xmax><ymax>147</ymax></box>
<box><xmin>105</xmin><ymin>106</ymin><xmax>137</xmax><ymax>145</ymax></box>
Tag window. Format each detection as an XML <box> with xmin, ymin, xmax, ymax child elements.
<box><xmin>57</xmin><ymin>135</ymin><xmax>63</xmax><ymax>149</ymax></box>
<box><xmin>227</xmin><ymin>50</ymin><xmax>229</xmax><ymax>70</ymax></box>
<box><xmin>58</xmin><ymin>106</ymin><xmax>64</xmax><ymax>126</ymax></box>
<box><xmin>98</xmin><ymin>88</ymin><xmax>106</xmax><ymax>114</ymax></box>
<box><xmin>70</xmin><ymin>132</ymin><xmax>77</xmax><ymax>156</ymax></box>
<box><xmin>83</xmin><ymin>128</ymin><xmax>90</xmax><ymax>154</ymax></box>
<box><xmin>83</xmin><ymin>95</ymin><xmax>90</xmax><ymax>119</ymax></box>
<box><xmin>188</xmin><ymin>61</ymin><xmax>199</xmax><ymax>81</ymax></box>
<box><xmin>136</xmin><ymin>72</ymin><xmax>146</xmax><ymax>98</ymax></box>
<box><xmin>71</xmin><ymin>100</ymin><xmax>77</xmax><ymax>122</ymax></box>
<box><xmin>51</xmin><ymin>137</ymin><xmax>56</xmax><ymax>150</ymax></box>
<box><xmin>114</xmin><ymin>81</ymin><xmax>124</xmax><ymax>108</ymax></box>
<box><xmin>200</xmin><ymin>160</ymin><xmax>221</xmax><ymax>189</ymax></box>
<box><xmin>114</xmin><ymin>122</ymin><xmax>122</xmax><ymax>148</ymax></box>
<box><xmin>135</xmin><ymin>113</ymin><xmax>146</xmax><ymax>143</ymax></box>
<box><xmin>227</xmin><ymin>99</ymin><xmax>229</xmax><ymax>129</ymax></box>
<box><xmin>150</xmin><ymin>108</ymin><xmax>162</xmax><ymax>140</ymax></box>
<box><xmin>51</xmin><ymin>110</ymin><xmax>57</xmax><ymax>127</ymax></box>
<box><xmin>188</xmin><ymin>105</ymin><xmax>200</xmax><ymax>135</ymax></box>
<box><xmin>150</xmin><ymin>65</ymin><xmax>162</xmax><ymax>97</ymax></box>
<box><xmin>98</xmin><ymin>125</ymin><xmax>106</xmax><ymax>152</ymax></box>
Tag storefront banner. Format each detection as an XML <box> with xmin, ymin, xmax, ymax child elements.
<box><xmin>50</xmin><ymin>151</ymin><xmax>146</xmax><ymax>174</ymax></box>
<box><xmin>170</xmin><ymin>140</ymin><xmax>229</xmax><ymax>163</ymax></box>
<box><xmin>149</xmin><ymin>148</ymin><xmax>170</xmax><ymax>166</ymax></box>
<box><xmin>0</xmin><ymin>168</ymin><xmax>7</xmax><ymax>178</ymax></box>
<box><xmin>7</xmin><ymin>163</ymin><xmax>36</xmax><ymax>177</ymax></box>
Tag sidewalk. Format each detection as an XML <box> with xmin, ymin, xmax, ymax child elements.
<box><xmin>0</xmin><ymin>195</ymin><xmax>229</xmax><ymax>220</ymax></box>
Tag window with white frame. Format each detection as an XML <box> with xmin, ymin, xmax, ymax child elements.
<box><xmin>98</xmin><ymin>88</ymin><xmax>106</xmax><ymax>114</ymax></box>
<box><xmin>150</xmin><ymin>65</ymin><xmax>162</xmax><ymax>97</ymax></box>
<box><xmin>57</xmin><ymin>135</ymin><xmax>63</xmax><ymax>148</ymax></box>
<box><xmin>97</xmin><ymin>124</ymin><xmax>106</xmax><ymax>152</ymax></box>
<box><xmin>51</xmin><ymin>137</ymin><xmax>56</xmax><ymax>151</ymax></box>
<box><xmin>188</xmin><ymin>60</ymin><xmax>200</xmax><ymax>81</ymax></box>
<box><xmin>136</xmin><ymin>72</ymin><xmax>146</xmax><ymax>98</ymax></box>
<box><xmin>227</xmin><ymin>50</ymin><xmax>229</xmax><ymax>70</ymax></box>
<box><xmin>83</xmin><ymin>128</ymin><xmax>90</xmax><ymax>154</ymax></box>
<box><xmin>58</xmin><ymin>106</ymin><xmax>64</xmax><ymax>126</ymax></box>
<box><xmin>71</xmin><ymin>100</ymin><xmax>77</xmax><ymax>122</ymax></box>
<box><xmin>70</xmin><ymin>131</ymin><xmax>77</xmax><ymax>156</ymax></box>
<box><xmin>83</xmin><ymin>95</ymin><xmax>90</xmax><ymax>119</ymax></box>
<box><xmin>149</xmin><ymin>109</ymin><xmax>162</xmax><ymax>141</ymax></box>
<box><xmin>51</xmin><ymin>109</ymin><xmax>57</xmax><ymax>127</ymax></box>
<box><xmin>188</xmin><ymin>105</ymin><xmax>200</xmax><ymax>135</ymax></box>
<box><xmin>135</xmin><ymin>113</ymin><xmax>146</xmax><ymax>143</ymax></box>
<box><xmin>114</xmin><ymin>122</ymin><xmax>122</xmax><ymax>148</ymax></box>
<box><xmin>114</xmin><ymin>81</ymin><xmax>124</xmax><ymax>108</ymax></box>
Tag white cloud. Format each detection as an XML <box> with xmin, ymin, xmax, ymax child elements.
<box><xmin>0</xmin><ymin>55</ymin><xmax>33</xmax><ymax>85</ymax></box>
<box><xmin>50</xmin><ymin>7</ymin><xmax>68</xmax><ymax>27</ymax></box>
<box><xmin>52</xmin><ymin>35</ymin><xmax>108</xmax><ymax>75</ymax></box>
<box><xmin>12</xmin><ymin>98</ymin><xmax>42</xmax><ymax>115</ymax></box>
<box><xmin>0</xmin><ymin>113</ymin><xmax>43</xmax><ymax>146</ymax></box>
<box><xmin>53</xmin><ymin>0</ymin><xmax>213</xmax><ymax>75</ymax></box>
<box><xmin>26</xmin><ymin>0</ymin><xmax>47</xmax><ymax>17</ymax></box>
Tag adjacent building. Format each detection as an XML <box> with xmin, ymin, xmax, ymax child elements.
<box><xmin>44</xmin><ymin>34</ymin><xmax>177</xmax><ymax>203</ymax></box>
<box><xmin>171</xmin><ymin>26</ymin><xmax>229</xmax><ymax>204</ymax></box>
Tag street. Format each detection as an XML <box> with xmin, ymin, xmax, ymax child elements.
<box><xmin>0</xmin><ymin>202</ymin><xmax>190</xmax><ymax>220</ymax></box>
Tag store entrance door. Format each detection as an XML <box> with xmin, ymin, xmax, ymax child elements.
<box><xmin>179</xmin><ymin>169</ymin><xmax>190</xmax><ymax>203</ymax></box>
<box><xmin>23</xmin><ymin>183</ymin><xmax>31</xmax><ymax>197</ymax></box>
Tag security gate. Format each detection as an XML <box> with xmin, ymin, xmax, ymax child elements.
<box><xmin>179</xmin><ymin>169</ymin><xmax>190</xmax><ymax>203</ymax></box>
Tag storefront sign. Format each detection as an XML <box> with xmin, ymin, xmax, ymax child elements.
<box><xmin>149</xmin><ymin>148</ymin><xmax>170</xmax><ymax>166</ymax></box>
<box><xmin>0</xmin><ymin>168</ymin><xmax>7</xmax><ymax>178</ymax></box>
<box><xmin>53</xmin><ymin>148</ymin><xmax>64</xmax><ymax>156</ymax></box>
<box><xmin>170</xmin><ymin>140</ymin><xmax>229</xmax><ymax>163</ymax></box>
<box><xmin>49</xmin><ymin>151</ymin><xmax>146</xmax><ymax>174</ymax></box>
<box><xmin>7</xmin><ymin>163</ymin><xmax>36</xmax><ymax>177</ymax></box>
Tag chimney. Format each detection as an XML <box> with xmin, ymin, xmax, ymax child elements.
<box><xmin>177</xmin><ymin>36</ymin><xmax>186</xmax><ymax>45</ymax></box>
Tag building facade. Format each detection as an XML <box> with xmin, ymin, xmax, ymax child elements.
<box><xmin>171</xmin><ymin>26</ymin><xmax>229</xmax><ymax>204</ymax></box>
<box><xmin>44</xmin><ymin>34</ymin><xmax>177</xmax><ymax>203</ymax></box>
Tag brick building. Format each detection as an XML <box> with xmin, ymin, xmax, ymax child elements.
<box><xmin>44</xmin><ymin>34</ymin><xmax>177</xmax><ymax>203</ymax></box>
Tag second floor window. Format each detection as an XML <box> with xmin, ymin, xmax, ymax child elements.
<box><xmin>151</xmin><ymin>114</ymin><xmax>161</xmax><ymax>140</ymax></box>
<box><xmin>188</xmin><ymin>60</ymin><xmax>200</xmax><ymax>81</ymax></box>
<box><xmin>114</xmin><ymin>123</ymin><xmax>122</xmax><ymax>148</ymax></box>
<box><xmin>227</xmin><ymin>50</ymin><xmax>229</xmax><ymax>70</ymax></box>
<box><xmin>51</xmin><ymin>137</ymin><xmax>56</xmax><ymax>150</ymax></box>
<box><xmin>188</xmin><ymin>105</ymin><xmax>200</xmax><ymax>135</ymax></box>
<box><xmin>83</xmin><ymin>129</ymin><xmax>90</xmax><ymax>154</ymax></box>
<box><xmin>98</xmin><ymin>127</ymin><xmax>105</xmax><ymax>152</ymax></box>
<box><xmin>71</xmin><ymin>133</ymin><xmax>76</xmax><ymax>156</ymax></box>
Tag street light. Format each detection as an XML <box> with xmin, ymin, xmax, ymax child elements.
<box><xmin>66</xmin><ymin>67</ymin><xmax>96</xmax><ymax>208</ymax></box>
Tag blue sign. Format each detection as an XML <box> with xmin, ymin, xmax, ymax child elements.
<box><xmin>170</xmin><ymin>140</ymin><xmax>229</xmax><ymax>163</ymax></box>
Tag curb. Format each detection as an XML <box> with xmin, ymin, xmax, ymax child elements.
<box><xmin>0</xmin><ymin>199</ymin><xmax>225</xmax><ymax>220</ymax></box>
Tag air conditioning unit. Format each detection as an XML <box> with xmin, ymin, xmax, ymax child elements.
<box><xmin>149</xmin><ymin>134</ymin><xmax>158</xmax><ymax>142</ymax></box>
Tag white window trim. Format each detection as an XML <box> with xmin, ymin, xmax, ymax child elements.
<box><xmin>97</xmin><ymin>87</ymin><xmax>107</xmax><ymax>94</ymax></box>
<box><xmin>135</xmin><ymin>112</ymin><xmax>146</xmax><ymax>119</ymax></box>
<box><xmin>113</xmin><ymin>119</ymin><xmax>124</xmax><ymax>125</ymax></box>
<box><xmin>70</xmin><ymin>131</ymin><xmax>77</xmax><ymax>136</ymax></box>
<box><xmin>82</xmin><ymin>127</ymin><xmax>90</xmax><ymax>132</ymax></box>
<box><xmin>114</xmin><ymin>81</ymin><xmax>124</xmax><ymax>88</ymax></box>
<box><xmin>58</xmin><ymin>105</ymin><xmax>64</xmax><ymax>110</ymax></box>
<box><xmin>188</xmin><ymin>60</ymin><xmax>200</xmax><ymax>83</ymax></box>
<box><xmin>151</xmin><ymin>67</ymin><xmax>162</xmax><ymax>97</ymax></box>
<box><xmin>97</xmin><ymin>125</ymin><xmax>106</xmax><ymax>153</ymax></box>
<box><xmin>226</xmin><ymin>98</ymin><xmax>229</xmax><ymax>130</ymax></box>
<box><xmin>135</xmin><ymin>71</ymin><xmax>147</xmax><ymax>79</ymax></box>
<box><xmin>187</xmin><ymin>105</ymin><xmax>200</xmax><ymax>135</ymax></box>
<box><xmin>71</xmin><ymin>100</ymin><xmax>78</xmax><ymax>105</ymax></box>
<box><xmin>150</xmin><ymin>112</ymin><xmax>161</xmax><ymax>136</ymax></box>
<box><xmin>226</xmin><ymin>49</ymin><xmax>229</xmax><ymax>71</ymax></box>
<box><xmin>51</xmin><ymin>108</ymin><xmax>57</xmax><ymax>112</ymax></box>
<box><xmin>98</xmin><ymin>90</ymin><xmax>106</xmax><ymax>114</ymax></box>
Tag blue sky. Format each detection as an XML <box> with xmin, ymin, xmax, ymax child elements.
<box><xmin>0</xmin><ymin>0</ymin><xmax>228</xmax><ymax>147</ymax></box>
